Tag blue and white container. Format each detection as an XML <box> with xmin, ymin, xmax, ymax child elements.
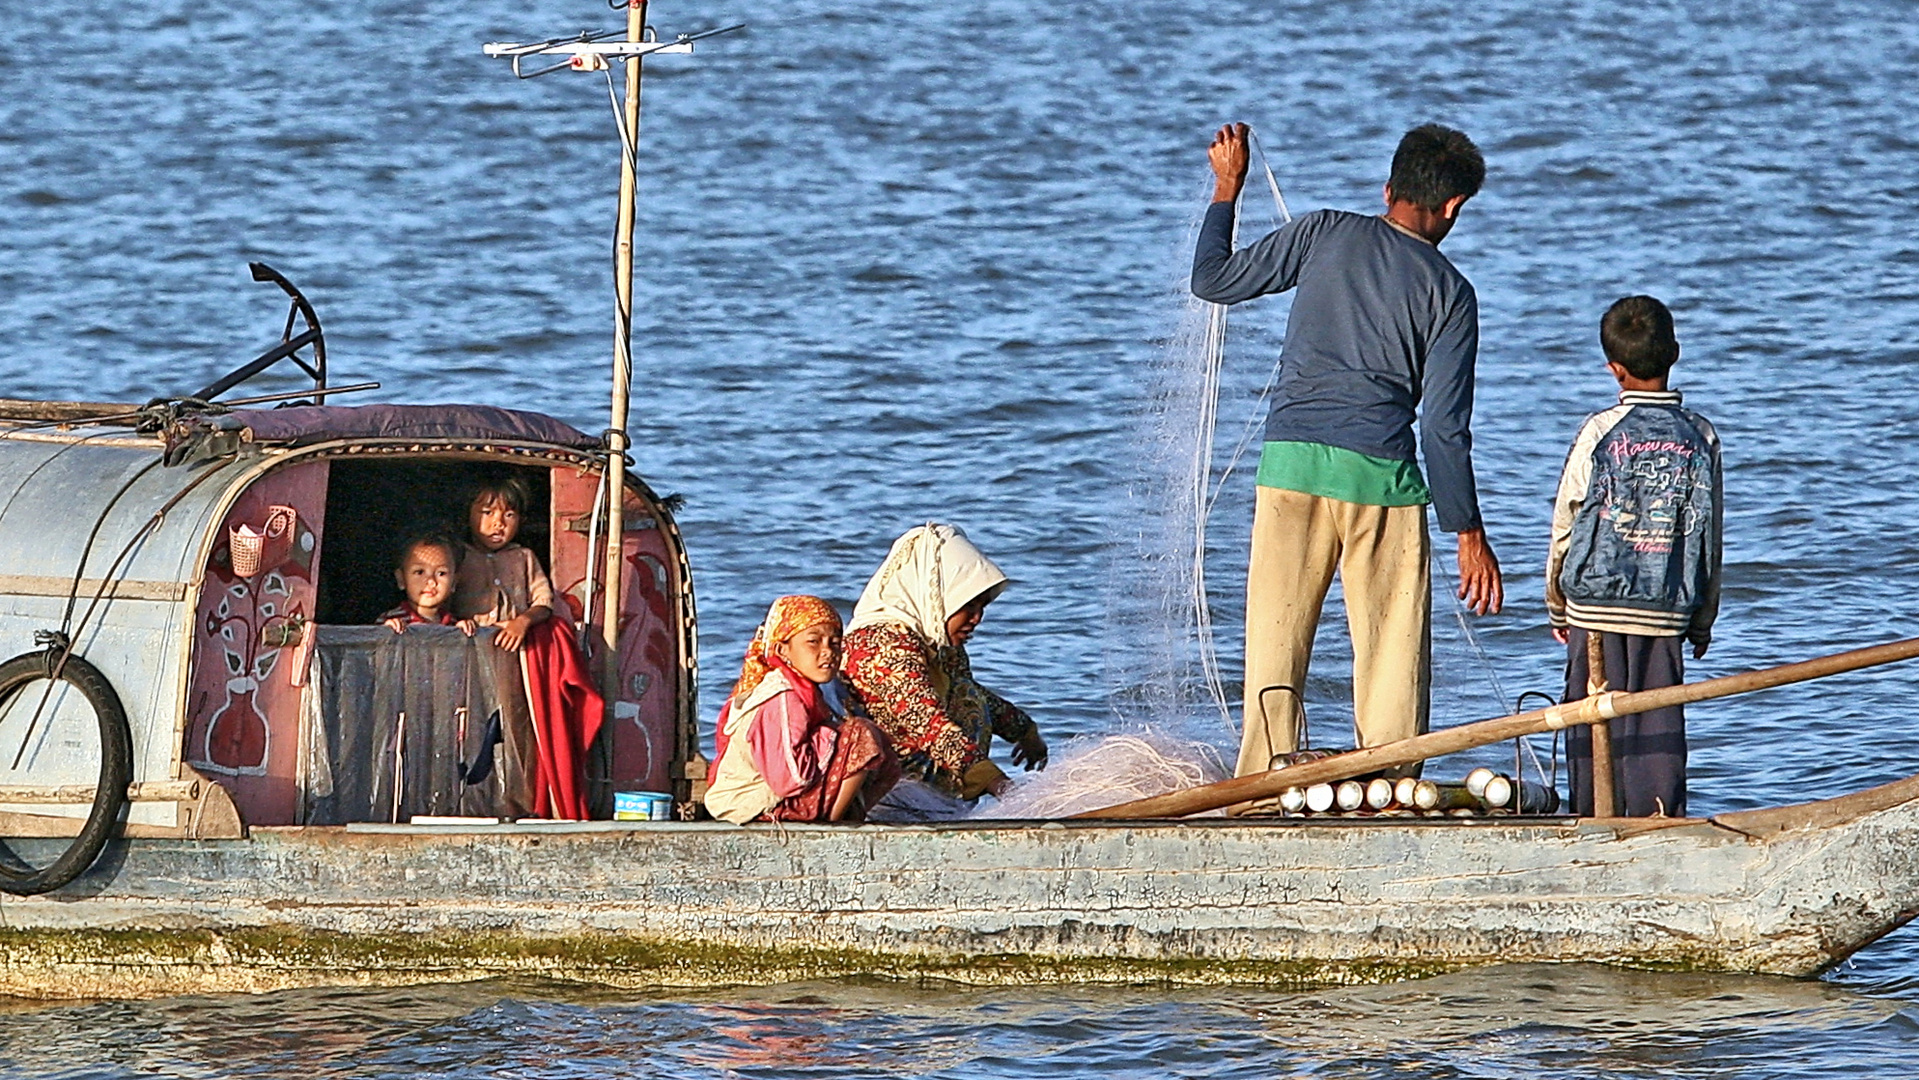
<box><xmin>614</xmin><ymin>791</ymin><xmax>674</xmax><ymax>821</ymax></box>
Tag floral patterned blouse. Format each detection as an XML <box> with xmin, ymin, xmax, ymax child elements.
<box><xmin>841</xmin><ymin>622</ymin><xmax>1033</xmax><ymax>791</ymax></box>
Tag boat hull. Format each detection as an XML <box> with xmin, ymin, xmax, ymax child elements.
<box><xmin>5</xmin><ymin>777</ymin><xmax>1917</xmax><ymax>999</ymax></box>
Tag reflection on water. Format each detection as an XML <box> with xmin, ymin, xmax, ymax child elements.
<box><xmin>4</xmin><ymin>967</ymin><xmax>1918</xmax><ymax>1079</ymax></box>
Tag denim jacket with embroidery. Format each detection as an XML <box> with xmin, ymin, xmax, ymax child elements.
<box><xmin>1546</xmin><ymin>390</ymin><xmax>1722</xmax><ymax>644</ymax></box>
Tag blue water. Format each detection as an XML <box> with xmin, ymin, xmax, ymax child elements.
<box><xmin>4</xmin><ymin>0</ymin><xmax>1919</xmax><ymax>1073</ymax></box>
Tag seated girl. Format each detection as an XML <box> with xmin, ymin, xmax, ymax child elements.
<box><xmin>704</xmin><ymin>595</ymin><xmax>898</xmax><ymax>824</ymax></box>
<box><xmin>453</xmin><ymin>475</ymin><xmax>553</xmax><ymax>651</ymax></box>
<box><xmin>842</xmin><ymin>524</ymin><xmax>1046</xmax><ymax>802</ymax></box>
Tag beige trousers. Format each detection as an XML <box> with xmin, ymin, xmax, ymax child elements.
<box><xmin>1238</xmin><ymin>486</ymin><xmax>1431</xmax><ymax>777</ymax></box>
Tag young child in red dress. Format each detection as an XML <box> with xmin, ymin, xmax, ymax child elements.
<box><xmin>453</xmin><ymin>477</ymin><xmax>555</xmax><ymax>651</ymax></box>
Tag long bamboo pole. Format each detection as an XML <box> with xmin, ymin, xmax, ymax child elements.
<box><xmin>1586</xmin><ymin>630</ymin><xmax>1618</xmax><ymax>816</ymax></box>
<box><xmin>601</xmin><ymin>0</ymin><xmax>649</xmax><ymax>748</ymax></box>
<box><xmin>1077</xmin><ymin>636</ymin><xmax>1919</xmax><ymax>820</ymax></box>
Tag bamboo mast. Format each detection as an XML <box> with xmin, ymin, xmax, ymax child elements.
<box><xmin>602</xmin><ymin>0</ymin><xmax>650</xmax><ymax>733</ymax></box>
<box><xmin>1076</xmin><ymin>635</ymin><xmax>1919</xmax><ymax>820</ymax></box>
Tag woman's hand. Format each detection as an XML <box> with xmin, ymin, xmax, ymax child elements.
<box><xmin>1011</xmin><ymin>727</ymin><xmax>1048</xmax><ymax>772</ymax></box>
<box><xmin>493</xmin><ymin>613</ymin><xmax>532</xmax><ymax>652</ymax></box>
<box><xmin>958</xmin><ymin>759</ymin><xmax>1009</xmax><ymax>801</ymax></box>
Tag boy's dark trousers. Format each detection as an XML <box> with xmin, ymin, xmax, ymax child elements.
<box><xmin>1562</xmin><ymin>627</ymin><xmax>1687</xmax><ymax>817</ymax></box>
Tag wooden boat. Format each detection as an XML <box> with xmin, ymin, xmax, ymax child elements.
<box><xmin>0</xmin><ymin>400</ymin><xmax>1911</xmax><ymax>999</ymax></box>
<box><xmin>4</xmin><ymin>322</ymin><xmax>1918</xmax><ymax>1005</ymax></box>
<box><xmin>4</xmin><ymin>751</ymin><xmax>1919</xmax><ymax>998</ymax></box>
<box><xmin>5</xmin><ymin>7</ymin><xmax>1918</xmax><ymax>1001</ymax></box>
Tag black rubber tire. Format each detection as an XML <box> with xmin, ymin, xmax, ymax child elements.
<box><xmin>0</xmin><ymin>650</ymin><xmax>132</xmax><ymax>896</ymax></box>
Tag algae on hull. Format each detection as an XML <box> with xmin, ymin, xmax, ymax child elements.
<box><xmin>0</xmin><ymin>926</ymin><xmax>1468</xmax><ymax>1001</ymax></box>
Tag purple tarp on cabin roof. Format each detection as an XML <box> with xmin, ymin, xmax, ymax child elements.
<box><xmin>226</xmin><ymin>403</ymin><xmax>598</xmax><ymax>449</ymax></box>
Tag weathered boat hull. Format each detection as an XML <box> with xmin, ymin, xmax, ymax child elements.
<box><xmin>5</xmin><ymin>773</ymin><xmax>1917</xmax><ymax>999</ymax></box>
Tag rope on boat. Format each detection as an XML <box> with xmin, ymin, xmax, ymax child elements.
<box><xmin>1191</xmin><ymin>131</ymin><xmax>1289</xmax><ymax>735</ymax></box>
<box><xmin>602</xmin><ymin>61</ymin><xmax>643</xmax><ymax>401</ymax></box>
<box><xmin>1427</xmin><ymin>514</ymin><xmax>1557</xmax><ymax>791</ymax></box>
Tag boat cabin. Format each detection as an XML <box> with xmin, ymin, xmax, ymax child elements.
<box><xmin>0</xmin><ymin>401</ymin><xmax>696</xmax><ymax>840</ymax></box>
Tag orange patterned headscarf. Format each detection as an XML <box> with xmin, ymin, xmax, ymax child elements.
<box><xmin>731</xmin><ymin>595</ymin><xmax>843</xmax><ymax>703</ymax></box>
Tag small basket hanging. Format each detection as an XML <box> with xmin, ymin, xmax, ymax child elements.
<box><xmin>230</xmin><ymin>505</ymin><xmax>297</xmax><ymax>578</ymax></box>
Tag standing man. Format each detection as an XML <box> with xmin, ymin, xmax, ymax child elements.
<box><xmin>1191</xmin><ymin>123</ymin><xmax>1503</xmax><ymax>778</ymax></box>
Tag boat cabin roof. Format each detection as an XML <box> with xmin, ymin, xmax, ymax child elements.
<box><xmin>0</xmin><ymin>401</ymin><xmax>605</xmax><ymax>592</ymax></box>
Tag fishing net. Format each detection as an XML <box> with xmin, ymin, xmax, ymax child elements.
<box><xmin>982</xmin><ymin>733</ymin><xmax>1231</xmax><ymax>819</ymax></box>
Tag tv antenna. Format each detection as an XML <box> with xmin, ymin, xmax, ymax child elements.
<box><xmin>484</xmin><ymin>4</ymin><xmax>741</xmax><ymax>739</ymax></box>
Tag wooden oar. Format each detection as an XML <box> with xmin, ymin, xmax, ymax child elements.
<box><xmin>1076</xmin><ymin>635</ymin><xmax>1919</xmax><ymax>820</ymax></box>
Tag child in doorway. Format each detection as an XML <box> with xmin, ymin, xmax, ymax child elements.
<box><xmin>1547</xmin><ymin>295</ymin><xmax>1722</xmax><ymax>817</ymax></box>
<box><xmin>454</xmin><ymin>475</ymin><xmax>555</xmax><ymax>651</ymax></box>
<box><xmin>454</xmin><ymin>474</ymin><xmax>602</xmax><ymax>820</ymax></box>
<box><xmin>381</xmin><ymin>535</ymin><xmax>476</xmax><ymax>634</ymax></box>
<box><xmin>703</xmin><ymin>595</ymin><xmax>898</xmax><ymax>824</ymax></box>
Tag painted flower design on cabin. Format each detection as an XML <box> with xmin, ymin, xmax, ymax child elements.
<box><xmin>195</xmin><ymin>516</ymin><xmax>314</xmax><ymax>775</ymax></box>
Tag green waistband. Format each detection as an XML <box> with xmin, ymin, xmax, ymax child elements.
<box><xmin>1255</xmin><ymin>441</ymin><xmax>1431</xmax><ymax>506</ymax></box>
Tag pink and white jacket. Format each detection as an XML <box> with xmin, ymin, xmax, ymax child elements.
<box><xmin>702</xmin><ymin>665</ymin><xmax>840</xmax><ymax>824</ymax></box>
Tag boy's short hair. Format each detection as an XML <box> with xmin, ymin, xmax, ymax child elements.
<box><xmin>1600</xmin><ymin>295</ymin><xmax>1680</xmax><ymax>379</ymax></box>
<box><xmin>471</xmin><ymin>474</ymin><xmax>530</xmax><ymax>516</ymax></box>
<box><xmin>396</xmin><ymin>533</ymin><xmax>461</xmax><ymax>572</ymax></box>
<box><xmin>1387</xmin><ymin>124</ymin><xmax>1485</xmax><ymax>211</ymax></box>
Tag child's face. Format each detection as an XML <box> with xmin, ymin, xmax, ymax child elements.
<box><xmin>470</xmin><ymin>494</ymin><xmax>521</xmax><ymax>552</ymax></box>
<box><xmin>775</xmin><ymin>624</ymin><xmax>842</xmax><ymax>685</ymax></box>
<box><xmin>396</xmin><ymin>543</ymin><xmax>456</xmax><ymax>614</ymax></box>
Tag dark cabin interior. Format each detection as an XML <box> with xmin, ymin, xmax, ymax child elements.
<box><xmin>315</xmin><ymin>459</ymin><xmax>552</xmax><ymax>625</ymax></box>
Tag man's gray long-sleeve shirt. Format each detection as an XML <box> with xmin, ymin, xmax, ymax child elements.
<box><xmin>1191</xmin><ymin>203</ymin><xmax>1483</xmax><ymax>533</ymax></box>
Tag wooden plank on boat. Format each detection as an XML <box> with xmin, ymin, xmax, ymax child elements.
<box><xmin>0</xmin><ymin>575</ymin><xmax>187</xmax><ymax>601</ymax></box>
<box><xmin>0</xmin><ymin>780</ymin><xmax>202</xmax><ymax>804</ymax></box>
<box><xmin>0</xmin><ymin>770</ymin><xmax>242</xmax><ymax>840</ymax></box>
<box><xmin>1080</xmin><ymin>636</ymin><xmax>1919</xmax><ymax>819</ymax></box>
<box><xmin>0</xmin><ymin>809</ymin><xmax>191</xmax><ymax>840</ymax></box>
<box><xmin>0</xmin><ymin>399</ymin><xmax>139</xmax><ymax>424</ymax></box>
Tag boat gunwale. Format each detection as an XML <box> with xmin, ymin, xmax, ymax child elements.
<box><xmin>227</xmin><ymin>762</ymin><xmax>1919</xmax><ymax>840</ymax></box>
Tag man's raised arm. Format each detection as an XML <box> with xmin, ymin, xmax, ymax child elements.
<box><xmin>1190</xmin><ymin>123</ymin><xmax>1311</xmax><ymax>305</ymax></box>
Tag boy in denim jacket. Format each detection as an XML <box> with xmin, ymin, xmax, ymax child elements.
<box><xmin>1547</xmin><ymin>295</ymin><xmax>1721</xmax><ymax>817</ymax></box>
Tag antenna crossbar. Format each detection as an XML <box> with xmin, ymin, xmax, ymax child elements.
<box><xmin>481</xmin><ymin>40</ymin><xmax>692</xmax><ymax>58</ymax></box>
<box><xmin>482</xmin><ymin>24</ymin><xmax>740</xmax><ymax>79</ymax></box>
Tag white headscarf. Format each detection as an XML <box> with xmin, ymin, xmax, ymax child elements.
<box><xmin>848</xmin><ymin>524</ymin><xmax>1008</xmax><ymax>647</ymax></box>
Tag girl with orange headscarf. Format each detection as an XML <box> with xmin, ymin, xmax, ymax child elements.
<box><xmin>702</xmin><ymin>595</ymin><xmax>898</xmax><ymax>824</ymax></box>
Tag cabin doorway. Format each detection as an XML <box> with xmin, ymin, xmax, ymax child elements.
<box><xmin>316</xmin><ymin>459</ymin><xmax>552</xmax><ymax>625</ymax></box>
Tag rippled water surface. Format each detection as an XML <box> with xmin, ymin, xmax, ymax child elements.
<box><xmin>4</xmin><ymin>0</ymin><xmax>1919</xmax><ymax>1073</ymax></box>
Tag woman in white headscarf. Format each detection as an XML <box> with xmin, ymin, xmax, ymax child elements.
<box><xmin>842</xmin><ymin>524</ymin><xmax>1047</xmax><ymax>799</ymax></box>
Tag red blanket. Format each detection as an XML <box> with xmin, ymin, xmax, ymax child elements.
<box><xmin>520</xmin><ymin>620</ymin><xmax>606</xmax><ymax>820</ymax></box>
